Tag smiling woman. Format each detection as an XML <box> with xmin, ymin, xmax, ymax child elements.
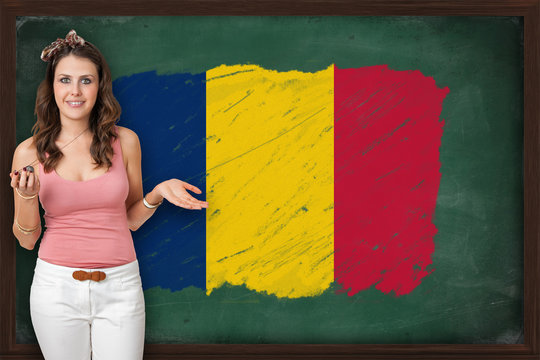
<box><xmin>53</xmin><ymin>57</ymin><xmax>99</xmax><ymax>125</ymax></box>
<box><xmin>8</xmin><ymin>29</ymin><xmax>208</xmax><ymax>360</ymax></box>
<box><xmin>50</xmin><ymin>56</ymin><xmax>102</xmax><ymax>181</ymax></box>
<box><xmin>54</xmin><ymin>60</ymin><xmax>98</xmax><ymax>134</ymax></box>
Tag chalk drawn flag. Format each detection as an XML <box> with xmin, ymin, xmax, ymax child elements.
<box><xmin>113</xmin><ymin>63</ymin><xmax>449</xmax><ymax>299</ymax></box>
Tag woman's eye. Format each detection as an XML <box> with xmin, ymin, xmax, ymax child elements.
<box><xmin>59</xmin><ymin>78</ymin><xmax>92</xmax><ymax>84</ymax></box>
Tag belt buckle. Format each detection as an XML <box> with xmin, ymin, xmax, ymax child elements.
<box><xmin>72</xmin><ymin>270</ymin><xmax>106</xmax><ymax>282</ymax></box>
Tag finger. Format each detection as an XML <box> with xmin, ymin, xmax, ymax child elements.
<box><xmin>184</xmin><ymin>182</ymin><xmax>202</xmax><ymax>194</ymax></box>
<box><xmin>170</xmin><ymin>197</ymin><xmax>200</xmax><ymax>210</ymax></box>
<box><xmin>182</xmin><ymin>192</ymin><xmax>206</xmax><ymax>202</ymax></box>
<box><xmin>182</xmin><ymin>199</ymin><xmax>204</xmax><ymax>209</ymax></box>
<box><xmin>192</xmin><ymin>198</ymin><xmax>208</xmax><ymax>207</ymax></box>
<box><xmin>181</xmin><ymin>196</ymin><xmax>205</xmax><ymax>208</ymax></box>
<box><xmin>30</xmin><ymin>167</ymin><xmax>40</xmax><ymax>187</ymax></box>
<box><xmin>169</xmin><ymin>198</ymin><xmax>186</xmax><ymax>208</ymax></box>
<box><xmin>19</xmin><ymin>169</ymin><xmax>28</xmax><ymax>190</ymax></box>
<box><xmin>183</xmin><ymin>203</ymin><xmax>201</xmax><ymax>210</ymax></box>
<box><xmin>10</xmin><ymin>171</ymin><xmax>20</xmax><ymax>188</ymax></box>
<box><xmin>196</xmin><ymin>199</ymin><xmax>209</xmax><ymax>207</ymax></box>
<box><xmin>27</xmin><ymin>172</ymin><xmax>35</xmax><ymax>189</ymax></box>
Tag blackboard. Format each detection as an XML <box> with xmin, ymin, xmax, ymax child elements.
<box><xmin>2</xmin><ymin>2</ymin><xmax>538</xmax><ymax>359</ymax></box>
<box><xmin>14</xmin><ymin>14</ymin><xmax>524</xmax><ymax>343</ymax></box>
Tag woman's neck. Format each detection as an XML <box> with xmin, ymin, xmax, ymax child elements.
<box><xmin>59</xmin><ymin>120</ymin><xmax>90</xmax><ymax>140</ymax></box>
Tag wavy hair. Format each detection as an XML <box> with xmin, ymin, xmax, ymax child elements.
<box><xmin>33</xmin><ymin>40</ymin><xmax>121</xmax><ymax>173</ymax></box>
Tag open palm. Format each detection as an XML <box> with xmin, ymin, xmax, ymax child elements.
<box><xmin>157</xmin><ymin>179</ymin><xmax>208</xmax><ymax>210</ymax></box>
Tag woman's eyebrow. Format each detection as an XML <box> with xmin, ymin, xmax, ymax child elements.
<box><xmin>57</xmin><ymin>73</ymin><xmax>96</xmax><ymax>78</ymax></box>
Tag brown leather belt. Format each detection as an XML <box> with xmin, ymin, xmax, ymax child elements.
<box><xmin>72</xmin><ymin>270</ymin><xmax>106</xmax><ymax>282</ymax></box>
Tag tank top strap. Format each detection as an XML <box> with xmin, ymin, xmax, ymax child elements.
<box><xmin>38</xmin><ymin>152</ymin><xmax>49</xmax><ymax>178</ymax></box>
<box><xmin>111</xmin><ymin>126</ymin><xmax>124</xmax><ymax>165</ymax></box>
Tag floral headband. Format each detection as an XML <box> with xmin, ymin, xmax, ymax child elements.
<box><xmin>40</xmin><ymin>29</ymin><xmax>86</xmax><ymax>62</ymax></box>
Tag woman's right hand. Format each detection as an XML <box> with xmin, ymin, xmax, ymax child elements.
<box><xmin>10</xmin><ymin>166</ymin><xmax>40</xmax><ymax>198</ymax></box>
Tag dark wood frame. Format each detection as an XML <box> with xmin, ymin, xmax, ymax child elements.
<box><xmin>1</xmin><ymin>1</ymin><xmax>538</xmax><ymax>359</ymax></box>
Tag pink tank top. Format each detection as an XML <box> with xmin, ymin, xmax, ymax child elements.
<box><xmin>38</xmin><ymin>129</ymin><xmax>136</xmax><ymax>268</ymax></box>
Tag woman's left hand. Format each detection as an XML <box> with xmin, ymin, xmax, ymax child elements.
<box><xmin>156</xmin><ymin>179</ymin><xmax>209</xmax><ymax>210</ymax></box>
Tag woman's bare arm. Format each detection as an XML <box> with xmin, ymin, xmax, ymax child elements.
<box><xmin>119</xmin><ymin>126</ymin><xmax>208</xmax><ymax>232</ymax></box>
<box><xmin>10</xmin><ymin>138</ymin><xmax>42</xmax><ymax>250</ymax></box>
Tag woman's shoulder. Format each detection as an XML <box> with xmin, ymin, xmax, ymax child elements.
<box><xmin>12</xmin><ymin>136</ymin><xmax>39</xmax><ymax>174</ymax></box>
<box><xmin>115</xmin><ymin>125</ymin><xmax>140</xmax><ymax>148</ymax></box>
<box><xmin>115</xmin><ymin>126</ymin><xmax>141</xmax><ymax>166</ymax></box>
<box><xmin>13</xmin><ymin>137</ymin><xmax>37</xmax><ymax>163</ymax></box>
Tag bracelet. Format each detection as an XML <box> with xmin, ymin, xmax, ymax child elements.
<box><xmin>15</xmin><ymin>187</ymin><xmax>38</xmax><ymax>200</ymax></box>
<box><xmin>15</xmin><ymin>218</ymin><xmax>40</xmax><ymax>235</ymax></box>
<box><xmin>143</xmin><ymin>195</ymin><xmax>163</xmax><ymax>209</ymax></box>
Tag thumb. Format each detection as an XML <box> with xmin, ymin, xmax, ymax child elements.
<box><xmin>183</xmin><ymin>181</ymin><xmax>202</xmax><ymax>194</ymax></box>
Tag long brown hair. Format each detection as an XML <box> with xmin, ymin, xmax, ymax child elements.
<box><xmin>33</xmin><ymin>40</ymin><xmax>121</xmax><ymax>172</ymax></box>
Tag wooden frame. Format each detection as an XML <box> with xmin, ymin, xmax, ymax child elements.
<box><xmin>1</xmin><ymin>1</ymin><xmax>538</xmax><ymax>359</ymax></box>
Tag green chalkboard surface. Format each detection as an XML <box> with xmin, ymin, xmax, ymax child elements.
<box><xmin>15</xmin><ymin>16</ymin><xmax>523</xmax><ymax>344</ymax></box>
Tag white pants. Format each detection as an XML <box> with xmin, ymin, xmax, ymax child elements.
<box><xmin>30</xmin><ymin>258</ymin><xmax>145</xmax><ymax>360</ymax></box>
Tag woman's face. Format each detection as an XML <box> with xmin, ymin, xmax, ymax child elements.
<box><xmin>53</xmin><ymin>54</ymin><xmax>99</xmax><ymax>125</ymax></box>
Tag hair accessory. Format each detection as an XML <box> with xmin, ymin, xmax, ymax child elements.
<box><xmin>15</xmin><ymin>218</ymin><xmax>40</xmax><ymax>235</ymax></box>
<box><xmin>143</xmin><ymin>195</ymin><xmax>163</xmax><ymax>209</ymax></box>
<box><xmin>15</xmin><ymin>187</ymin><xmax>38</xmax><ymax>200</ymax></box>
<box><xmin>40</xmin><ymin>29</ymin><xmax>86</xmax><ymax>62</ymax></box>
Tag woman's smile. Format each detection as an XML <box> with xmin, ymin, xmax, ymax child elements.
<box><xmin>66</xmin><ymin>100</ymin><xmax>85</xmax><ymax>108</ymax></box>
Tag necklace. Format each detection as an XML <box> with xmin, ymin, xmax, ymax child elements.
<box><xmin>16</xmin><ymin>127</ymin><xmax>89</xmax><ymax>173</ymax></box>
<box><xmin>56</xmin><ymin>127</ymin><xmax>90</xmax><ymax>153</ymax></box>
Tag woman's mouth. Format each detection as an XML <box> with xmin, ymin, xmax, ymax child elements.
<box><xmin>67</xmin><ymin>101</ymin><xmax>85</xmax><ymax>108</ymax></box>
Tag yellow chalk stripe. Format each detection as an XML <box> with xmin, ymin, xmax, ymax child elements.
<box><xmin>206</xmin><ymin>64</ymin><xmax>334</xmax><ymax>298</ymax></box>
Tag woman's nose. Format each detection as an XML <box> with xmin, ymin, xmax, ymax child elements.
<box><xmin>70</xmin><ymin>83</ymin><xmax>81</xmax><ymax>96</ymax></box>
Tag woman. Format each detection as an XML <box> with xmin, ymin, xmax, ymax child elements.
<box><xmin>9</xmin><ymin>29</ymin><xmax>208</xmax><ymax>360</ymax></box>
